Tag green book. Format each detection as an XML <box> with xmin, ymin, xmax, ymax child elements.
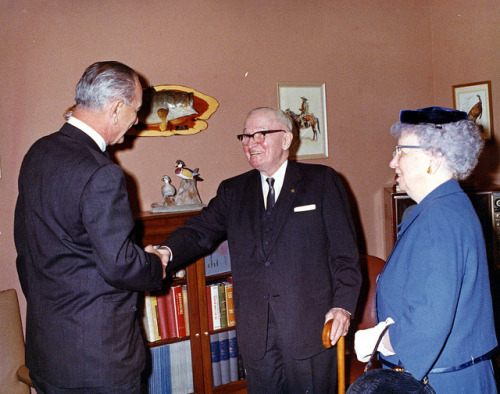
<box><xmin>218</xmin><ymin>282</ymin><xmax>228</xmax><ymax>328</ymax></box>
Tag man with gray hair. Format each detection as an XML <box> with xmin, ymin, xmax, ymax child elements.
<box><xmin>15</xmin><ymin>61</ymin><xmax>168</xmax><ymax>393</ymax></box>
<box><xmin>161</xmin><ymin>107</ymin><xmax>361</xmax><ymax>393</ymax></box>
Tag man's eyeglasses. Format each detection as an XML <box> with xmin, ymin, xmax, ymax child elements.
<box><xmin>392</xmin><ymin>145</ymin><xmax>423</xmax><ymax>157</ymax></box>
<box><xmin>236</xmin><ymin>130</ymin><xmax>286</xmax><ymax>145</ymax></box>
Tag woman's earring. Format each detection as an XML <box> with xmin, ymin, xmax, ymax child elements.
<box><xmin>427</xmin><ymin>164</ymin><xmax>432</xmax><ymax>174</ymax></box>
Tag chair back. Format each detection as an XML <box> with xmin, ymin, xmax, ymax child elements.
<box><xmin>0</xmin><ymin>289</ymin><xmax>30</xmax><ymax>393</ymax></box>
<box><xmin>357</xmin><ymin>255</ymin><xmax>385</xmax><ymax>329</ymax></box>
<box><xmin>348</xmin><ymin>255</ymin><xmax>386</xmax><ymax>385</ymax></box>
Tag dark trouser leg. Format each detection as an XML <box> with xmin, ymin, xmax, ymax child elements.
<box><xmin>31</xmin><ymin>374</ymin><xmax>141</xmax><ymax>394</ymax></box>
<box><xmin>243</xmin><ymin>305</ymin><xmax>337</xmax><ymax>393</ymax></box>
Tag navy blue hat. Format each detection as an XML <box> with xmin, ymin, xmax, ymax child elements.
<box><xmin>400</xmin><ymin>106</ymin><xmax>467</xmax><ymax>124</ymax></box>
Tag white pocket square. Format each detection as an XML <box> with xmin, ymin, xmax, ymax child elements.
<box><xmin>294</xmin><ymin>204</ymin><xmax>316</xmax><ymax>212</ymax></box>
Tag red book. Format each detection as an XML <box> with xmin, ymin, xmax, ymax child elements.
<box><xmin>172</xmin><ymin>285</ymin><xmax>186</xmax><ymax>337</ymax></box>
<box><xmin>206</xmin><ymin>285</ymin><xmax>213</xmax><ymax>331</ymax></box>
<box><xmin>156</xmin><ymin>291</ymin><xmax>171</xmax><ymax>339</ymax></box>
<box><xmin>165</xmin><ymin>288</ymin><xmax>177</xmax><ymax>338</ymax></box>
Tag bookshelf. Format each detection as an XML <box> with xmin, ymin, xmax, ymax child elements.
<box><xmin>135</xmin><ymin>211</ymin><xmax>247</xmax><ymax>394</ymax></box>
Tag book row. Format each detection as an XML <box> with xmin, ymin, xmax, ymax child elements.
<box><xmin>210</xmin><ymin>330</ymin><xmax>245</xmax><ymax>387</ymax></box>
<box><xmin>143</xmin><ymin>340</ymin><xmax>194</xmax><ymax>394</ymax></box>
<box><xmin>142</xmin><ymin>286</ymin><xmax>189</xmax><ymax>342</ymax></box>
<box><xmin>206</xmin><ymin>280</ymin><xmax>236</xmax><ymax>331</ymax></box>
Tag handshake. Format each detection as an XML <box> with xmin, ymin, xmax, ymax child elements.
<box><xmin>145</xmin><ymin>245</ymin><xmax>171</xmax><ymax>279</ymax></box>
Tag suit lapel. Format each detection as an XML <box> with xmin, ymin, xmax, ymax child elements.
<box><xmin>262</xmin><ymin>161</ymin><xmax>302</xmax><ymax>257</ymax></box>
<box><xmin>243</xmin><ymin>171</ymin><xmax>265</xmax><ymax>255</ymax></box>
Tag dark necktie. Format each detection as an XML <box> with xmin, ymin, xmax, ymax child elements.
<box><xmin>266</xmin><ymin>177</ymin><xmax>275</xmax><ymax>210</ymax></box>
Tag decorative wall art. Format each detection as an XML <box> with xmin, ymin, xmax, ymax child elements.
<box><xmin>150</xmin><ymin>159</ymin><xmax>205</xmax><ymax>213</ymax></box>
<box><xmin>453</xmin><ymin>81</ymin><xmax>493</xmax><ymax>141</ymax></box>
<box><xmin>128</xmin><ymin>85</ymin><xmax>219</xmax><ymax>137</ymax></box>
<box><xmin>277</xmin><ymin>82</ymin><xmax>328</xmax><ymax>159</ymax></box>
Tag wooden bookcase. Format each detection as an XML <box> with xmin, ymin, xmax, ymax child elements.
<box><xmin>135</xmin><ymin>211</ymin><xmax>247</xmax><ymax>394</ymax></box>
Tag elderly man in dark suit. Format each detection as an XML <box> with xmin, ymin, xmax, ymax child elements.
<box><xmin>15</xmin><ymin>61</ymin><xmax>169</xmax><ymax>393</ymax></box>
<box><xmin>161</xmin><ymin>107</ymin><xmax>361</xmax><ymax>393</ymax></box>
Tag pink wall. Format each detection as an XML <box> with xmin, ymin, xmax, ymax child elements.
<box><xmin>431</xmin><ymin>0</ymin><xmax>500</xmax><ymax>185</ymax></box>
<box><xmin>1</xmin><ymin>1</ymin><xmax>499</xmax><ymax>318</ymax></box>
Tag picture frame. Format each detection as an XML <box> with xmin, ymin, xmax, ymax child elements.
<box><xmin>277</xmin><ymin>82</ymin><xmax>328</xmax><ymax>159</ymax></box>
<box><xmin>453</xmin><ymin>80</ymin><xmax>493</xmax><ymax>141</ymax></box>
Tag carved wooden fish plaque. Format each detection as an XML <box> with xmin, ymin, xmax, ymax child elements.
<box><xmin>129</xmin><ymin>84</ymin><xmax>219</xmax><ymax>137</ymax></box>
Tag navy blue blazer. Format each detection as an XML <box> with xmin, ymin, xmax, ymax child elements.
<box><xmin>15</xmin><ymin>123</ymin><xmax>164</xmax><ymax>388</ymax></box>
<box><xmin>165</xmin><ymin>161</ymin><xmax>361</xmax><ymax>360</ymax></box>
<box><xmin>376</xmin><ymin>180</ymin><xmax>498</xmax><ymax>391</ymax></box>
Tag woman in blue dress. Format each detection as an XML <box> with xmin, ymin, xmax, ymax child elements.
<box><xmin>355</xmin><ymin>107</ymin><xmax>497</xmax><ymax>393</ymax></box>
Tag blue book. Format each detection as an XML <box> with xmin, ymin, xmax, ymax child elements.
<box><xmin>218</xmin><ymin>331</ymin><xmax>230</xmax><ymax>385</ymax></box>
<box><xmin>228</xmin><ymin>330</ymin><xmax>239</xmax><ymax>382</ymax></box>
<box><xmin>148</xmin><ymin>344</ymin><xmax>172</xmax><ymax>393</ymax></box>
<box><xmin>210</xmin><ymin>333</ymin><xmax>222</xmax><ymax>387</ymax></box>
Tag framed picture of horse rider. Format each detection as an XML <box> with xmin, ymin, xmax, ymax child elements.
<box><xmin>278</xmin><ymin>82</ymin><xmax>328</xmax><ymax>159</ymax></box>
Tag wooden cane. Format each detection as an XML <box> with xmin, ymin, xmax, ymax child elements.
<box><xmin>322</xmin><ymin>319</ymin><xmax>346</xmax><ymax>394</ymax></box>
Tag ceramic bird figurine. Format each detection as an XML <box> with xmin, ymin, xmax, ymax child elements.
<box><xmin>174</xmin><ymin>160</ymin><xmax>200</xmax><ymax>180</ymax></box>
<box><xmin>161</xmin><ymin>175</ymin><xmax>176</xmax><ymax>199</ymax></box>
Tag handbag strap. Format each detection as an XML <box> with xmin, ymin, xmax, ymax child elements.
<box><xmin>364</xmin><ymin>325</ymin><xmax>391</xmax><ymax>372</ymax></box>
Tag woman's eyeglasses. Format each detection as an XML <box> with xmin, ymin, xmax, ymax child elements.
<box><xmin>392</xmin><ymin>145</ymin><xmax>423</xmax><ymax>157</ymax></box>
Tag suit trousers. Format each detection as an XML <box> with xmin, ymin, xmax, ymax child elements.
<box><xmin>31</xmin><ymin>375</ymin><xmax>141</xmax><ymax>394</ymax></box>
<box><xmin>243</xmin><ymin>305</ymin><xmax>337</xmax><ymax>394</ymax></box>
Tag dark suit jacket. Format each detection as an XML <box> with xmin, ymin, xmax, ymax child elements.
<box><xmin>165</xmin><ymin>161</ymin><xmax>361</xmax><ymax>360</ymax></box>
<box><xmin>15</xmin><ymin>123</ymin><xmax>164</xmax><ymax>388</ymax></box>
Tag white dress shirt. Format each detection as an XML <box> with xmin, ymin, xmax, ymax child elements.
<box><xmin>67</xmin><ymin>116</ymin><xmax>106</xmax><ymax>152</ymax></box>
<box><xmin>260</xmin><ymin>160</ymin><xmax>288</xmax><ymax>209</ymax></box>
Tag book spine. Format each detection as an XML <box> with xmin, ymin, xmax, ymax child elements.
<box><xmin>228</xmin><ymin>329</ymin><xmax>239</xmax><ymax>382</ymax></box>
<box><xmin>182</xmin><ymin>285</ymin><xmax>190</xmax><ymax>336</ymax></box>
<box><xmin>156</xmin><ymin>291</ymin><xmax>170</xmax><ymax>339</ymax></box>
<box><xmin>219</xmin><ymin>331</ymin><xmax>230</xmax><ymax>385</ymax></box>
<box><xmin>210</xmin><ymin>333</ymin><xmax>222</xmax><ymax>387</ymax></box>
<box><xmin>165</xmin><ymin>288</ymin><xmax>177</xmax><ymax>338</ymax></box>
<box><xmin>142</xmin><ymin>292</ymin><xmax>156</xmax><ymax>342</ymax></box>
<box><xmin>148</xmin><ymin>344</ymin><xmax>172</xmax><ymax>392</ymax></box>
<box><xmin>225</xmin><ymin>282</ymin><xmax>236</xmax><ymax>327</ymax></box>
<box><xmin>218</xmin><ymin>282</ymin><xmax>228</xmax><ymax>328</ymax></box>
<box><xmin>173</xmin><ymin>285</ymin><xmax>186</xmax><ymax>338</ymax></box>
<box><xmin>210</xmin><ymin>284</ymin><xmax>221</xmax><ymax>330</ymax></box>
<box><xmin>206</xmin><ymin>285</ymin><xmax>213</xmax><ymax>331</ymax></box>
<box><xmin>150</xmin><ymin>294</ymin><xmax>161</xmax><ymax>341</ymax></box>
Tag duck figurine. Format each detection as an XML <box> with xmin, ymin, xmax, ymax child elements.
<box><xmin>174</xmin><ymin>160</ymin><xmax>200</xmax><ymax>180</ymax></box>
<box><xmin>160</xmin><ymin>175</ymin><xmax>176</xmax><ymax>199</ymax></box>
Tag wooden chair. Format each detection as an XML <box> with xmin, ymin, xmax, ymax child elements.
<box><xmin>0</xmin><ymin>289</ymin><xmax>33</xmax><ymax>393</ymax></box>
<box><xmin>323</xmin><ymin>255</ymin><xmax>386</xmax><ymax>393</ymax></box>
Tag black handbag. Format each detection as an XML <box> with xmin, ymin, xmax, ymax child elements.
<box><xmin>347</xmin><ymin>326</ymin><xmax>435</xmax><ymax>393</ymax></box>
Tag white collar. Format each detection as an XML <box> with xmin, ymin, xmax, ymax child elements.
<box><xmin>67</xmin><ymin>116</ymin><xmax>107</xmax><ymax>152</ymax></box>
<box><xmin>260</xmin><ymin>160</ymin><xmax>288</xmax><ymax>205</ymax></box>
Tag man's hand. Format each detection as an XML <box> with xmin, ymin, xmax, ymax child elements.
<box><xmin>145</xmin><ymin>245</ymin><xmax>171</xmax><ymax>279</ymax></box>
<box><xmin>324</xmin><ymin>307</ymin><xmax>351</xmax><ymax>347</ymax></box>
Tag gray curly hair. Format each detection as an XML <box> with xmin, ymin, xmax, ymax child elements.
<box><xmin>391</xmin><ymin>120</ymin><xmax>484</xmax><ymax>180</ymax></box>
